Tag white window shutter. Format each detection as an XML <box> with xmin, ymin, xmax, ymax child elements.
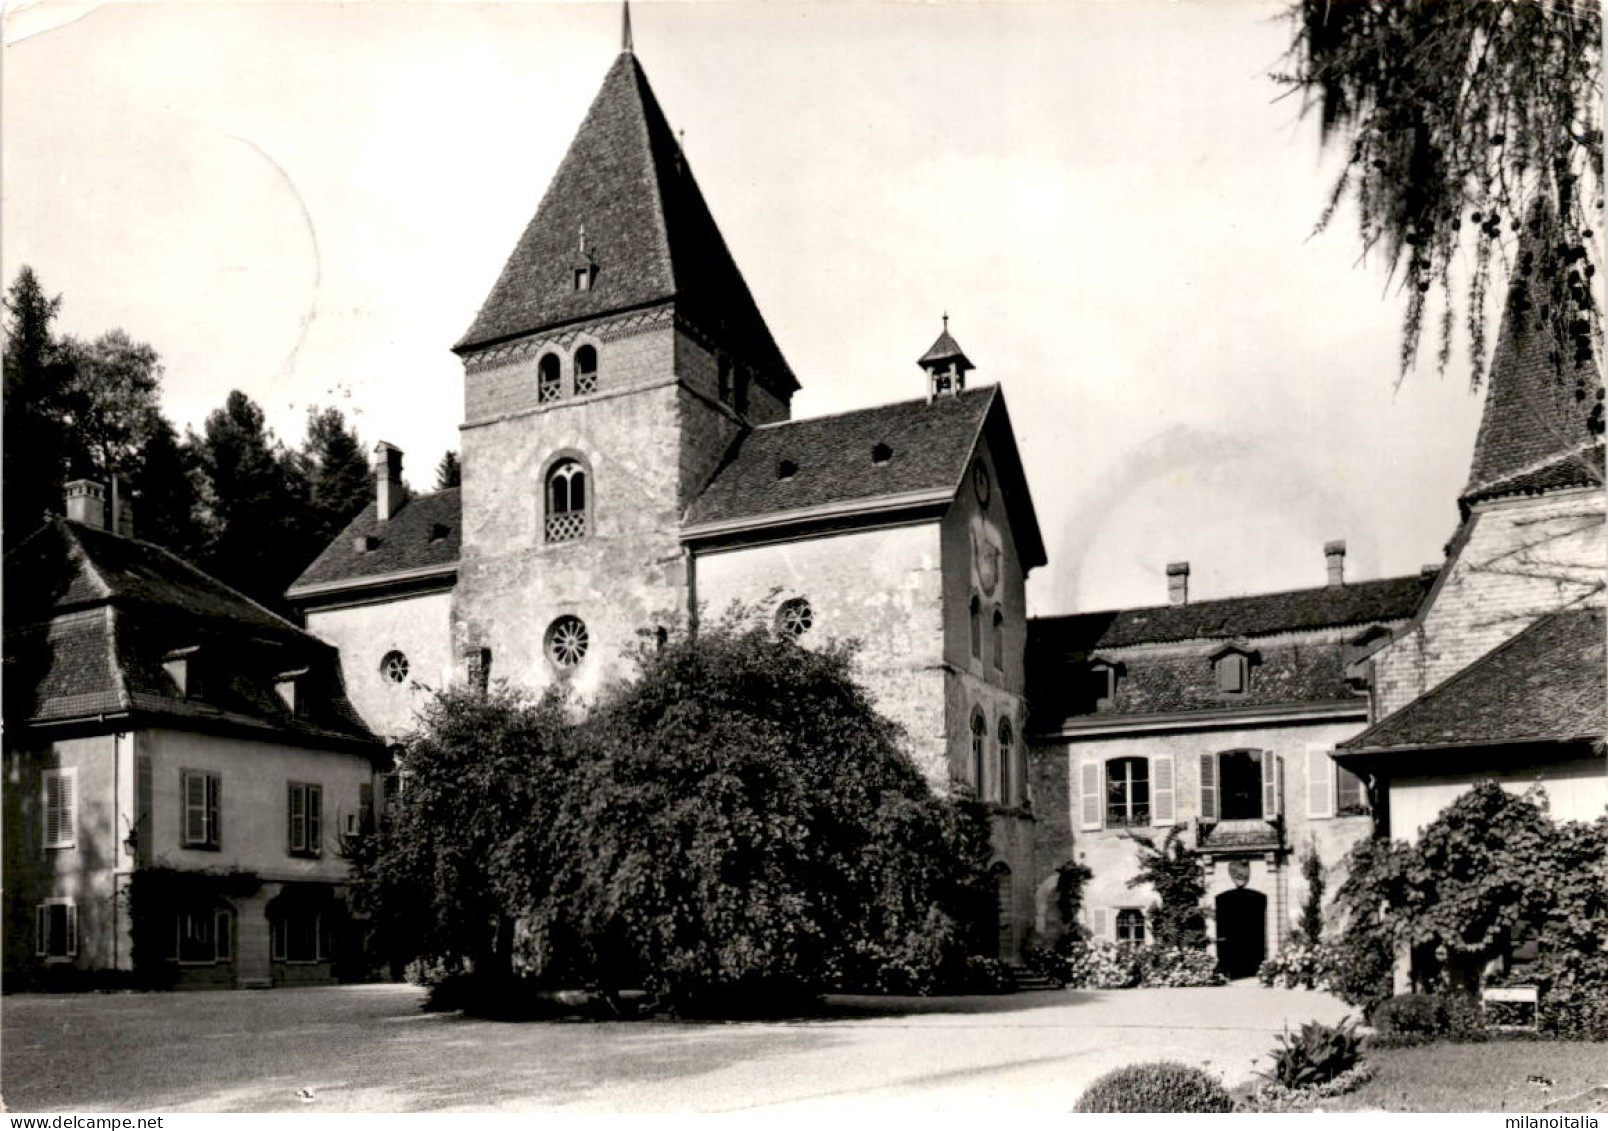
<box><xmin>1261</xmin><ymin>750</ymin><xmax>1278</xmax><ymax>820</ymax></box>
<box><xmin>1199</xmin><ymin>753</ymin><xmax>1218</xmax><ymax>821</ymax></box>
<box><xmin>1150</xmin><ymin>755</ymin><xmax>1175</xmax><ymax>826</ymax></box>
<box><xmin>1091</xmin><ymin>906</ymin><xmax>1110</xmax><ymax>940</ymax></box>
<box><xmin>1307</xmin><ymin>745</ymin><xmax>1334</xmax><ymax>819</ymax></box>
<box><xmin>44</xmin><ymin>773</ymin><xmax>60</xmax><ymax>847</ymax></box>
<box><xmin>65</xmin><ymin>904</ymin><xmax>78</xmax><ymax>957</ymax></box>
<box><xmin>1080</xmin><ymin>761</ymin><xmax>1103</xmax><ymax>830</ymax></box>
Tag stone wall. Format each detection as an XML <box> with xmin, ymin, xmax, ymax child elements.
<box><xmin>694</xmin><ymin>522</ymin><xmax>948</xmax><ymax>777</ymax></box>
<box><xmin>306</xmin><ymin>589</ymin><xmax>454</xmax><ymax>743</ymax></box>
<box><xmin>1373</xmin><ymin>487</ymin><xmax>1605</xmax><ymax>718</ymax></box>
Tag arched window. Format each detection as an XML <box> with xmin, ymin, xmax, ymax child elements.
<box><xmin>969</xmin><ymin>594</ymin><xmax>982</xmax><ymax>659</ymax></box>
<box><xmin>775</xmin><ymin>597</ymin><xmax>813</xmax><ymax>639</ymax></box>
<box><xmin>970</xmin><ymin>708</ymin><xmax>988</xmax><ymax>798</ymax></box>
<box><xmin>546</xmin><ymin>615</ymin><xmax>589</xmax><ymax>668</ymax></box>
<box><xmin>1116</xmin><ymin>908</ymin><xmax>1146</xmax><ymax>945</ymax></box>
<box><xmin>991</xmin><ymin>608</ymin><xmax>1005</xmax><ymax>670</ymax></box>
<box><xmin>574</xmin><ymin>345</ymin><xmax>598</xmax><ymax>395</ymax></box>
<box><xmin>1105</xmin><ymin>756</ymin><xmax>1149</xmax><ymax>827</ymax></box>
<box><xmin>997</xmin><ymin>718</ymin><xmax>1014</xmax><ymax>805</ymax></box>
<box><xmin>538</xmin><ymin>353</ymin><xmax>562</xmax><ymax>404</ymax></box>
<box><xmin>545</xmin><ymin>459</ymin><xmax>588</xmax><ymax>542</ymax></box>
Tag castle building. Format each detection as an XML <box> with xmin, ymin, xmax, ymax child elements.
<box><xmin>289</xmin><ymin>46</ymin><xmax>1046</xmax><ymax>956</ymax></box>
<box><xmin>288</xmin><ymin>28</ymin><xmax>1603</xmax><ymax>980</ymax></box>
<box><xmin>4</xmin><ymin>484</ymin><xmax>383</xmax><ymax>989</ymax></box>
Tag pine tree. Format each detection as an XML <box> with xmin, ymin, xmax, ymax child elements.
<box><xmin>2</xmin><ymin>267</ymin><xmax>70</xmax><ymax>542</ymax></box>
<box><xmin>435</xmin><ymin>450</ymin><xmax>461</xmax><ymax>490</ymax></box>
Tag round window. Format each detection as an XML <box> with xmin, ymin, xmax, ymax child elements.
<box><xmin>380</xmin><ymin>651</ymin><xmax>409</xmax><ymax>684</ymax></box>
<box><xmin>775</xmin><ymin>597</ymin><xmax>813</xmax><ymax>639</ymax></box>
<box><xmin>546</xmin><ymin>615</ymin><xmax>589</xmax><ymax>668</ymax></box>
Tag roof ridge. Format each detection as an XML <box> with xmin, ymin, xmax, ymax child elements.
<box><xmin>750</xmin><ymin>382</ymin><xmax>996</xmax><ymax>432</ymax></box>
<box><xmin>1035</xmin><ymin>572</ymin><xmax>1428</xmax><ymax>624</ymax></box>
<box><xmin>59</xmin><ymin>519</ymin><xmax>115</xmax><ymax>602</ymax></box>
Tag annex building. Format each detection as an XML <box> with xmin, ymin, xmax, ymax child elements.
<box><xmin>272</xmin><ymin>31</ymin><xmax>1596</xmax><ymax>979</ymax></box>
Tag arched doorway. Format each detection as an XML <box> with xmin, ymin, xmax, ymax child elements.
<box><xmin>1214</xmin><ymin>888</ymin><xmax>1267</xmax><ymax>980</ymax></box>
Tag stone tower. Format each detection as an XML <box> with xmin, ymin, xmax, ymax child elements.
<box><xmin>451</xmin><ymin>47</ymin><xmax>797</xmax><ymax>696</ymax></box>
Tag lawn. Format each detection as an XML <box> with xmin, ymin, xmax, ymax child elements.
<box><xmin>1321</xmin><ymin>1041</ymin><xmax>1608</xmax><ymax>1113</ymax></box>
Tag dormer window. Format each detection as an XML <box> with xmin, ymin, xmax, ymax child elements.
<box><xmin>1210</xmin><ymin>644</ymin><xmax>1257</xmax><ymax>694</ymax></box>
<box><xmin>275</xmin><ymin>668</ymin><xmax>309</xmax><ymax>714</ymax></box>
<box><xmin>429</xmin><ymin>523</ymin><xmax>450</xmax><ymax>543</ymax></box>
<box><xmin>1088</xmin><ymin>660</ymin><xmax>1119</xmax><ymax>711</ymax></box>
<box><xmin>573</xmin><ymin>267</ymin><xmax>592</xmax><ymax>292</ymax></box>
<box><xmin>164</xmin><ymin>647</ymin><xmax>200</xmax><ymax>698</ymax></box>
<box><xmin>353</xmin><ymin>534</ymin><xmax>379</xmax><ymax>554</ymax></box>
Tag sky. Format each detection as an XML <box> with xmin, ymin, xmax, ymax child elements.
<box><xmin>2</xmin><ymin>0</ymin><xmax>1492</xmax><ymax>616</ymax></box>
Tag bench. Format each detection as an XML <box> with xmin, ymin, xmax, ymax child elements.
<box><xmin>1481</xmin><ymin>984</ymin><xmax>1539</xmax><ymax>1031</ymax></box>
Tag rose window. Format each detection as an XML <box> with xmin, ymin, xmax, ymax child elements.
<box><xmin>547</xmin><ymin>616</ymin><xmax>589</xmax><ymax>668</ymax></box>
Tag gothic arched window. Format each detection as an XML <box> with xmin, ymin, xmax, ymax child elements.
<box><xmin>545</xmin><ymin>458</ymin><xmax>588</xmax><ymax>542</ymax></box>
<box><xmin>970</xmin><ymin>708</ymin><xmax>988</xmax><ymax>798</ymax></box>
<box><xmin>997</xmin><ymin>718</ymin><xmax>1014</xmax><ymax>805</ymax></box>
<box><xmin>574</xmin><ymin>345</ymin><xmax>598</xmax><ymax>395</ymax></box>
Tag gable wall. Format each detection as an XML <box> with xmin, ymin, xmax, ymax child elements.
<box><xmin>1373</xmin><ymin>487</ymin><xmax>1605</xmax><ymax>719</ymax></box>
<box><xmin>305</xmin><ymin>590</ymin><xmax>454</xmax><ymax>744</ymax></box>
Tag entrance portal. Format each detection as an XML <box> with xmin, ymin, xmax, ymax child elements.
<box><xmin>1214</xmin><ymin>887</ymin><xmax>1267</xmax><ymax>980</ymax></box>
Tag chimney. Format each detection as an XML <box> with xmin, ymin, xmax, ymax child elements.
<box><xmin>374</xmin><ymin>442</ymin><xmax>403</xmax><ymax>523</ymax></box>
<box><xmin>1166</xmin><ymin>561</ymin><xmax>1190</xmax><ymax>606</ymax></box>
<box><xmin>1325</xmin><ymin>539</ymin><xmax>1347</xmax><ymax>587</ymax></box>
<box><xmin>64</xmin><ymin>480</ymin><xmax>106</xmax><ymax>529</ymax></box>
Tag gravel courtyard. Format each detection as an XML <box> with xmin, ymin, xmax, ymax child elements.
<box><xmin>4</xmin><ymin>982</ymin><xmax>1353</xmax><ymax>1113</ymax></box>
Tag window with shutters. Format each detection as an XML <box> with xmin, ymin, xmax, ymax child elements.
<box><xmin>1089</xmin><ymin>906</ymin><xmax>1110</xmax><ymax>940</ymax></box>
<box><xmin>287</xmin><ymin>782</ymin><xmax>323</xmax><ymax>857</ymax></box>
<box><xmin>1306</xmin><ymin>746</ymin><xmax>1368</xmax><ymax>818</ymax></box>
<box><xmin>181</xmin><ymin>770</ymin><xmax>221</xmax><ymax>850</ymax></box>
<box><xmin>1336</xmin><ymin>764</ymin><xmax>1369</xmax><ymax>815</ymax></box>
<box><xmin>42</xmin><ymin>768</ymin><xmax>76</xmax><ymax>850</ymax></box>
<box><xmin>35</xmin><ymin>899</ymin><xmax>77</xmax><ymax>960</ymax></box>
<box><xmin>1116</xmin><ymin>908</ymin><xmax>1146</xmax><ymax>945</ymax></box>
<box><xmin>1105</xmin><ymin>757</ymin><xmax>1150</xmax><ymax>827</ymax></box>
<box><xmin>1201</xmin><ymin>749</ymin><xmax>1282</xmax><ymax>822</ymax></box>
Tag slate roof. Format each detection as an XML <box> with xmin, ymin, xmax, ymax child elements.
<box><xmin>1463</xmin><ymin>223</ymin><xmax>1602</xmax><ymax>506</ymax></box>
<box><xmin>1027</xmin><ymin>576</ymin><xmax>1428</xmax><ymax>731</ymax></box>
<box><xmin>4</xmin><ymin>519</ymin><xmax>376</xmax><ymax>747</ymax></box>
<box><xmin>289</xmin><ymin>489</ymin><xmax>461</xmax><ymax>595</ymax></box>
<box><xmin>919</xmin><ymin>328</ymin><xmax>972</xmax><ymax>368</ymax></box>
<box><xmin>455</xmin><ymin>52</ymin><xmax>795</xmax><ymax>394</ymax></box>
<box><xmin>1340</xmin><ymin>607</ymin><xmax>1606</xmax><ymax>754</ymax></box>
<box><xmin>1031</xmin><ymin>575</ymin><xmax>1431</xmax><ymax>653</ymax></box>
<box><xmin>682</xmin><ymin>385</ymin><xmax>1046</xmax><ymax>567</ymax></box>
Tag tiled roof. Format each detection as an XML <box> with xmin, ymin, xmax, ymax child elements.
<box><xmin>455</xmin><ymin>53</ymin><xmax>795</xmax><ymax>394</ymax></box>
<box><xmin>289</xmin><ymin>489</ymin><xmax>460</xmax><ymax>595</ymax></box>
<box><xmin>1340</xmin><ymin>607</ymin><xmax>1606</xmax><ymax>754</ymax></box>
<box><xmin>1463</xmin><ymin>224</ymin><xmax>1602</xmax><ymax>505</ymax></box>
<box><xmin>919</xmin><ymin>328</ymin><xmax>970</xmax><ymax>367</ymax></box>
<box><xmin>1030</xmin><ymin>641</ymin><xmax>1363</xmax><ymax>730</ymax></box>
<box><xmin>3</xmin><ymin>519</ymin><xmax>376</xmax><ymax>746</ymax></box>
<box><xmin>1030</xmin><ymin>575</ymin><xmax>1431</xmax><ymax>652</ymax></box>
<box><xmin>686</xmin><ymin>387</ymin><xmax>994</xmax><ymax>527</ymax></box>
<box><xmin>8</xmin><ymin>519</ymin><xmax>302</xmax><ymax>639</ymax></box>
<box><xmin>1466</xmin><ymin>446</ymin><xmax>1604</xmax><ymax>508</ymax></box>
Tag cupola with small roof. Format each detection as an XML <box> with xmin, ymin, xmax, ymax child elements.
<box><xmin>918</xmin><ymin>314</ymin><xmax>974</xmax><ymax>400</ymax></box>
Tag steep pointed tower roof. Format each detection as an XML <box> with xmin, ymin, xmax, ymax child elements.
<box><xmin>1462</xmin><ymin>214</ymin><xmax>1603</xmax><ymax>506</ymax></box>
<box><xmin>455</xmin><ymin>50</ymin><xmax>796</xmax><ymax>393</ymax></box>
